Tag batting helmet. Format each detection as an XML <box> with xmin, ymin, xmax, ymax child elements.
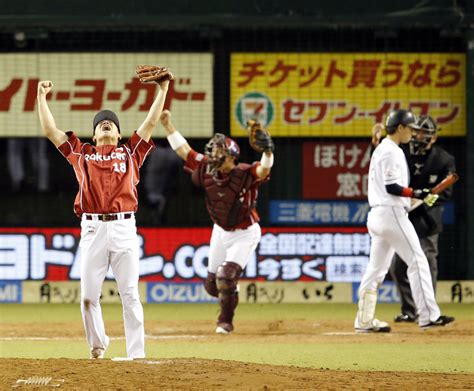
<box><xmin>385</xmin><ymin>110</ymin><xmax>420</xmax><ymax>134</ymax></box>
<box><xmin>205</xmin><ymin>133</ymin><xmax>240</xmax><ymax>172</ymax></box>
<box><xmin>409</xmin><ymin>115</ymin><xmax>438</xmax><ymax>156</ymax></box>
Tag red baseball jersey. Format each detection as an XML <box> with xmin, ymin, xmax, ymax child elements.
<box><xmin>185</xmin><ymin>149</ymin><xmax>268</xmax><ymax>230</ymax></box>
<box><xmin>58</xmin><ymin>131</ymin><xmax>155</xmax><ymax>216</ymax></box>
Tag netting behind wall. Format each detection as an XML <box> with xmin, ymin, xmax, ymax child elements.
<box><xmin>0</xmin><ymin>26</ymin><xmax>468</xmax><ymax>277</ymax></box>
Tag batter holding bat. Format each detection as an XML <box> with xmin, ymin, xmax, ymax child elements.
<box><xmin>372</xmin><ymin>115</ymin><xmax>457</xmax><ymax>323</ymax></box>
<box><xmin>160</xmin><ymin>110</ymin><xmax>274</xmax><ymax>334</ymax></box>
<box><xmin>355</xmin><ymin>109</ymin><xmax>455</xmax><ymax>332</ymax></box>
<box><xmin>37</xmin><ymin>65</ymin><xmax>173</xmax><ymax>359</ymax></box>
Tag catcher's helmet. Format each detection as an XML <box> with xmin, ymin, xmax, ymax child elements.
<box><xmin>205</xmin><ymin>133</ymin><xmax>240</xmax><ymax>172</ymax></box>
<box><xmin>409</xmin><ymin>115</ymin><xmax>438</xmax><ymax>156</ymax></box>
<box><xmin>385</xmin><ymin>110</ymin><xmax>420</xmax><ymax>134</ymax></box>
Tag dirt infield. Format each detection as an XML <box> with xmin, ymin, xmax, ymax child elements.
<box><xmin>1</xmin><ymin>319</ymin><xmax>473</xmax><ymax>389</ymax></box>
<box><xmin>2</xmin><ymin>357</ymin><xmax>473</xmax><ymax>390</ymax></box>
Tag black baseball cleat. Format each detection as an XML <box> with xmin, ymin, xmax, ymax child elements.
<box><xmin>420</xmin><ymin>315</ymin><xmax>455</xmax><ymax>330</ymax></box>
<box><xmin>394</xmin><ymin>314</ymin><xmax>417</xmax><ymax>323</ymax></box>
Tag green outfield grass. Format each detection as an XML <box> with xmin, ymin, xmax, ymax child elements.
<box><xmin>2</xmin><ymin>302</ymin><xmax>469</xmax><ymax>322</ymax></box>
<box><xmin>1</xmin><ymin>303</ymin><xmax>473</xmax><ymax>373</ymax></box>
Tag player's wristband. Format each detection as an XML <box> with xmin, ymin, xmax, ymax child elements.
<box><xmin>167</xmin><ymin>131</ymin><xmax>187</xmax><ymax>150</ymax></box>
<box><xmin>385</xmin><ymin>183</ymin><xmax>413</xmax><ymax>197</ymax></box>
<box><xmin>260</xmin><ymin>152</ymin><xmax>274</xmax><ymax>168</ymax></box>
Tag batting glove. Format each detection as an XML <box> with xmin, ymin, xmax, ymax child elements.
<box><xmin>423</xmin><ymin>193</ymin><xmax>439</xmax><ymax>207</ymax></box>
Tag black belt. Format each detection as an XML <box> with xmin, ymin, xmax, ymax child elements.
<box><xmin>84</xmin><ymin>213</ymin><xmax>133</xmax><ymax>222</ymax></box>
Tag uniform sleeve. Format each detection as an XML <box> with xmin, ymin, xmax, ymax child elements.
<box><xmin>380</xmin><ymin>150</ymin><xmax>402</xmax><ymax>185</ymax></box>
<box><xmin>184</xmin><ymin>149</ymin><xmax>207</xmax><ymax>172</ymax></box>
<box><xmin>126</xmin><ymin>131</ymin><xmax>156</xmax><ymax>168</ymax></box>
<box><xmin>57</xmin><ymin>131</ymin><xmax>82</xmax><ymax>165</ymax></box>
<box><xmin>250</xmin><ymin>162</ymin><xmax>270</xmax><ymax>182</ymax></box>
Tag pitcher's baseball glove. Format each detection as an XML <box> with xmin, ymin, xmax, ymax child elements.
<box><xmin>247</xmin><ymin>119</ymin><xmax>274</xmax><ymax>153</ymax></box>
<box><xmin>135</xmin><ymin>65</ymin><xmax>174</xmax><ymax>83</ymax></box>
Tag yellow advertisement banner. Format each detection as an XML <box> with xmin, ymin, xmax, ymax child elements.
<box><xmin>436</xmin><ymin>280</ymin><xmax>474</xmax><ymax>304</ymax></box>
<box><xmin>230</xmin><ymin>53</ymin><xmax>465</xmax><ymax>137</ymax></box>
<box><xmin>239</xmin><ymin>281</ymin><xmax>352</xmax><ymax>304</ymax></box>
<box><xmin>11</xmin><ymin>280</ymin><xmax>474</xmax><ymax>303</ymax></box>
<box><xmin>0</xmin><ymin>53</ymin><xmax>213</xmax><ymax>137</ymax></box>
<box><xmin>22</xmin><ymin>281</ymin><xmax>146</xmax><ymax>304</ymax></box>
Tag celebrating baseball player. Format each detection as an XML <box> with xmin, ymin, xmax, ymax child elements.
<box><xmin>355</xmin><ymin>109</ymin><xmax>454</xmax><ymax>332</ymax></box>
<box><xmin>37</xmin><ymin>65</ymin><xmax>173</xmax><ymax>359</ymax></box>
<box><xmin>372</xmin><ymin>115</ymin><xmax>456</xmax><ymax>323</ymax></box>
<box><xmin>160</xmin><ymin>110</ymin><xmax>274</xmax><ymax>334</ymax></box>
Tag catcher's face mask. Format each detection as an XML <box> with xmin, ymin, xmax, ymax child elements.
<box><xmin>205</xmin><ymin>133</ymin><xmax>239</xmax><ymax>173</ymax></box>
<box><xmin>409</xmin><ymin>115</ymin><xmax>438</xmax><ymax>156</ymax></box>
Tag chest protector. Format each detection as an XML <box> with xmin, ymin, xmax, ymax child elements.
<box><xmin>192</xmin><ymin>163</ymin><xmax>255</xmax><ymax>229</ymax></box>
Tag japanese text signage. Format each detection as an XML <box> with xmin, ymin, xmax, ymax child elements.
<box><xmin>230</xmin><ymin>53</ymin><xmax>465</xmax><ymax>137</ymax></box>
<box><xmin>0</xmin><ymin>227</ymin><xmax>369</xmax><ymax>283</ymax></box>
<box><xmin>0</xmin><ymin>53</ymin><xmax>213</xmax><ymax>137</ymax></box>
<box><xmin>303</xmin><ymin>141</ymin><xmax>371</xmax><ymax>199</ymax></box>
<box><xmin>269</xmin><ymin>201</ymin><xmax>370</xmax><ymax>225</ymax></box>
<box><xmin>269</xmin><ymin>200</ymin><xmax>455</xmax><ymax>225</ymax></box>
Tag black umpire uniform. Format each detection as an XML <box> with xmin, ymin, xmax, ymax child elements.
<box><xmin>390</xmin><ymin>120</ymin><xmax>456</xmax><ymax>322</ymax></box>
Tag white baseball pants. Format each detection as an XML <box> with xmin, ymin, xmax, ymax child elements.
<box><xmin>357</xmin><ymin>206</ymin><xmax>441</xmax><ymax>326</ymax></box>
<box><xmin>79</xmin><ymin>216</ymin><xmax>145</xmax><ymax>358</ymax></box>
<box><xmin>208</xmin><ymin>223</ymin><xmax>261</xmax><ymax>273</ymax></box>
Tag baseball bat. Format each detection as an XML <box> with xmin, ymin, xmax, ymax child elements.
<box><xmin>408</xmin><ymin>173</ymin><xmax>459</xmax><ymax>212</ymax></box>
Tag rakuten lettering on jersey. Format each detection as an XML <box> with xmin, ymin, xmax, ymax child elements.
<box><xmin>84</xmin><ymin>151</ymin><xmax>127</xmax><ymax>162</ymax></box>
<box><xmin>58</xmin><ymin>131</ymin><xmax>155</xmax><ymax>214</ymax></box>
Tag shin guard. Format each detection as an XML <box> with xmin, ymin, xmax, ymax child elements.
<box><xmin>216</xmin><ymin>262</ymin><xmax>242</xmax><ymax>330</ymax></box>
<box><xmin>204</xmin><ymin>272</ymin><xmax>218</xmax><ymax>298</ymax></box>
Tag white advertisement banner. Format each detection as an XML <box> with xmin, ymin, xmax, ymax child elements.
<box><xmin>0</xmin><ymin>53</ymin><xmax>213</xmax><ymax>137</ymax></box>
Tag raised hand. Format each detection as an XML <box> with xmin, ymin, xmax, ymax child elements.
<box><xmin>37</xmin><ymin>81</ymin><xmax>53</xmax><ymax>97</ymax></box>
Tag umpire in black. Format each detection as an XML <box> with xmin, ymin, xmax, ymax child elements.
<box><xmin>371</xmin><ymin>115</ymin><xmax>456</xmax><ymax>322</ymax></box>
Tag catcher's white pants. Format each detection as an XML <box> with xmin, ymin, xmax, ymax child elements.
<box><xmin>356</xmin><ymin>206</ymin><xmax>441</xmax><ymax>327</ymax></box>
<box><xmin>79</xmin><ymin>216</ymin><xmax>145</xmax><ymax>358</ymax></box>
<box><xmin>208</xmin><ymin>223</ymin><xmax>261</xmax><ymax>273</ymax></box>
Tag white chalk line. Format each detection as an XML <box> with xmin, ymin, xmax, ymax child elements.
<box><xmin>322</xmin><ymin>332</ymin><xmax>393</xmax><ymax>336</ymax></box>
<box><xmin>1</xmin><ymin>332</ymin><xmax>392</xmax><ymax>340</ymax></box>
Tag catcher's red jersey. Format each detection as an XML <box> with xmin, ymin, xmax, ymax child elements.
<box><xmin>185</xmin><ymin>149</ymin><xmax>268</xmax><ymax>230</ymax></box>
<box><xmin>58</xmin><ymin>131</ymin><xmax>155</xmax><ymax>216</ymax></box>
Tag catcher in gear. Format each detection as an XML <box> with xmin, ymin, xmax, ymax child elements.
<box><xmin>160</xmin><ymin>110</ymin><xmax>274</xmax><ymax>334</ymax></box>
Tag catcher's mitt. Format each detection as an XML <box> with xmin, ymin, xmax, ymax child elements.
<box><xmin>135</xmin><ymin>65</ymin><xmax>174</xmax><ymax>84</ymax></box>
<box><xmin>247</xmin><ymin>119</ymin><xmax>274</xmax><ymax>153</ymax></box>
